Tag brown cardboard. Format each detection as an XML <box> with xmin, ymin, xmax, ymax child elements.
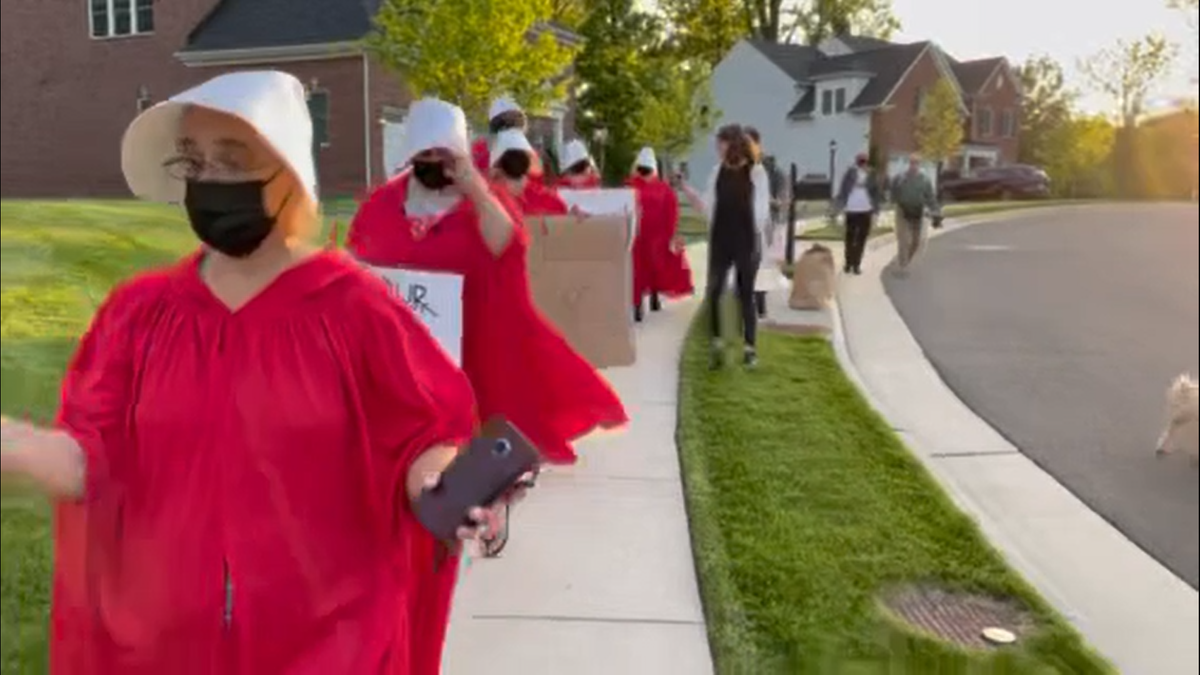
<box><xmin>527</xmin><ymin>215</ymin><xmax>637</xmax><ymax>369</ymax></box>
<box><xmin>789</xmin><ymin>244</ymin><xmax>837</xmax><ymax>310</ymax></box>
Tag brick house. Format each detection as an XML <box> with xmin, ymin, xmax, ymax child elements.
<box><xmin>0</xmin><ymin>0</ymin><xmax>580</xmax><ymax>198</ymax></box>
<box><xmin>684</xmin><ymin>34</ymin><xmax>1022</xmax><ymax>187</ymax></box>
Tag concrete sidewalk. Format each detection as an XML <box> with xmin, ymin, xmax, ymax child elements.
<box><xmin>829</xmin><ymin>214</ymin><xmax>1200</xmax><ymax>675</ymax></box>
<box><xmin>442</xmin><ymin>249</ymin><xmax>715</xmax><ymax>675</ymax></box>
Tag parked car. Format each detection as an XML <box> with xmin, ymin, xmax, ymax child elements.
<box><xmin>940</xmin><ymin>165</ymin><xmax>1051</xmax><ymax>201</ymax></box>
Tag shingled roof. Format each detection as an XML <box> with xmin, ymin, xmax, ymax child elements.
<box><xmin>182</xmin><ymin>0</ymin><xmax>582</xmax><ymax>54</ymax></box>
<box><xmin>183</xmin><ymin>0</ymin><xmax>383</xmax><ymax>52</ymax></box>
<box><xmin>952</xmin><ymin>57</ymin><xmax>1005</xmax><ymax>94</ymax></box>
<box><xmin>757</xmin><ymin>40</ymin><xmax>931</xmax><ymax>118</ymax></box>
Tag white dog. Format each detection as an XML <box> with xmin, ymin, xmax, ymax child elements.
<box><xmin>1156</xmin><ymin>374</ymin><xmax>1199</xmax><ymax>466</ymax></box>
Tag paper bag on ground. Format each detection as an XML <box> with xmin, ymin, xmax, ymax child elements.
<box><xmin>527</xmin><ymin>215</ymin><xmax>636</xmax><ymax>369</ymax></box>
<box><xmin>789</xmin><ymin>244</ymin><xmax>836</xmax><ymax>310</ymax></box>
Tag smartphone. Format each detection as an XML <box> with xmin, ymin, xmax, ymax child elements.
<box><xmin>413</xmin><ymin>417</ymin><xmax>542</xmax><ymax>542</ymax></box>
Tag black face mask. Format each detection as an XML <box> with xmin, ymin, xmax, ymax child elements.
<box><xmin>856</xmin><ymin>159</ymin><xmax>869</xmax><ymax>168</ymax></box>
<box><xmin>567</xmin><ymin>160</ymin><xmax>591</xmax><ymax>175</ymax></box>
<box><xmin>635</xmin><ymin>166</ymin><xmax>654</xmax><ymax>177</ymax></box>
<box><xmin>185</xmin><ymin>178</ymin><xmax>282</xmax><ymax>259</ymax></box>
<box><xmin>497</xmin><ymin>151</ymin><xmax>531</xmax><ymax>180</ymax></box>
<box><xmin>412</xmin><ymin>161</ymin><xmax>453</xmax><ymax>191</ymax></box>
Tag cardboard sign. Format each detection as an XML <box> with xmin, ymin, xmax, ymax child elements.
<box><xmin>558</xmin><ymin>188</ymin><xmax>639</xmax><ymax>240</ymax></box>
<box><xmin>364</xmin><ymin>265</ymin><xmax>465</xmax><ymax>366</ymax></box>
<box><xmin>527</xmin><ymin>215</ymin><xmax>637</xmax><ymax>369</ymax></box>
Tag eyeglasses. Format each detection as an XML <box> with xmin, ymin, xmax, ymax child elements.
<box><xmin>162</xmin><ymin>155</ymin><xmax>277</xmax><ymax>183</ymax></box>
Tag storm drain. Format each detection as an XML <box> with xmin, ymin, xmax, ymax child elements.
<box><xmin>881</xmin><ymin>586</ymin><xmax>1035</xmax><ymax>650</ymax></box>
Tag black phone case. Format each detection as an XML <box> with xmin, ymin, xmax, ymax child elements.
<box><xmin>413</xmin><ymin>417</ymin><xmax>542</xmax><ymax>542</ymax></box>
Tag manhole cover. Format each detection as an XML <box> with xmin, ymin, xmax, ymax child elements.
<box><xmin>882</xmin><ymin>586</ymin><xmax>1034</xmax><ymax>650</ymax></box>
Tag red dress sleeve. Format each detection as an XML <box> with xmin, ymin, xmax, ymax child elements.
<box><xmin>471</xmin><ymin>139</ymin><xmax>490</xmax><ymax>175</ymax></box>
<box><xmin>464</xmin><ymin>204</ymin><xmax>628</xmax><ymax>465</ymax></box>
<box><xmin>348</xmin><ymin>275</ymin><xmax>477</xmax><ymax>531</ymax></box>
<box><xmin>51</xmin><ymin>273</ymin><xmax>168</xmax><ymax>670</ymax></box>
<box><xmin>522</xmin><ymin>182</ymin><xmax>569</xmax><ymax>216</ymax></box>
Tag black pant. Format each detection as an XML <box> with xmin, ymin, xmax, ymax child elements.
<box><xmin>843</xmin><ymin>211</ymin><xmax>873</xmax><ymax>271</ymax></box>
<box><xmin>706</xmin><ymin>239</ymin><xmax>760</xmax><ymax>348</ymax></box>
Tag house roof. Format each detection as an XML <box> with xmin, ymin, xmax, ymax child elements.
<box><xmin>745</xmin><ymin>39</ymin><xmax>823</xmax><ymax>82</ymax></box>
<box><xmin>775</xmin><ymin>41</ymin><xmax>929</xmax><ymax>117</ymax></box>
<box><xmin>183</xmin><ymin>1</ymin><xmax>582</xmax><ymax>53</ymax></box>
<box><xmin>952</xmin><ymin>57</ymin><xmax>1005</xmax><ymax>94</ymax></box>
<box><xmin>184</xmin><ymin>0</ymin><xmax>383</xmax><ymax>52</ymax></box>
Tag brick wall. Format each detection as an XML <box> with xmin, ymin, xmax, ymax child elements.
<box><xmin>0</xmin><ymin>1</ymin><xmax>375</xmax><ymax>198</ymax></box>
<box><xmin>965</xmin><ymin>65</ymin><xmax>1021</xmax><ymax>163</ymax></box>
<box><xmin>869</xmin><ymin>47</ymin><xmax>944</xmax><ymax>161</ymax></box>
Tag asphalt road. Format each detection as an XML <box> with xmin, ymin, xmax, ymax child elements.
<box><xmin>886</xmin><ymin>203</ymin><xmax>1200</xmax><ymax>588</ymax></box>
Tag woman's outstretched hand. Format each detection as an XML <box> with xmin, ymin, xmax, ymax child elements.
<box><xmin>420</xmin><ymin>470</ymin><xmax>538</xmax><ymax>543</ymax></box>
<box><xmin>1</xmin><ymin>416</ymin><xmax>86</xmax><ymax>499</ymax></box>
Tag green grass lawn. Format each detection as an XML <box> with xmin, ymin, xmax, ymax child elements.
<box><xmin>1</xmin><ymin>200</ymin><xmax>203</xmax><ymax>672</ymax></box>
<box><xmin>0</xmin><ymin>199</ymin><xmax>349</xmax><ymax>670</ymax></box>
<box><xmin>676</xmin><ymin>310</ymin><xmax>1113</xmax><ymax>674</ymax></box>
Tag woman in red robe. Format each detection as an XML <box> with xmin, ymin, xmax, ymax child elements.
<box><xmin>471</xmin><ymin>96</ymin><xmax>545</xmax><ymax>186</ymax></box>
<box><xmin>627</xmin><ymin>147</ymin><xmax>694</xmax><ymax>322</ymax></box>
<box><xmin>555</xmin><ymin>139</ymin><xmax>603</xmax><ymax>190</ymax></box>
<box><xmin>490</xmin><ymin>129</ymin><xmax>570</xmax><ymax>216</ymax></box>
<box><xmin>349</xmin><ymin>100</ymin><xmax>624</xmax><ymax>465</ymax></box>
<box><xmin>0</xmin><ymin>73</ymin><xmax>505</xmax><ymax>675</ymax></box>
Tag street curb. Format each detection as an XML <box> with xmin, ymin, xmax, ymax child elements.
<box><xmin>826</xmin><ymin>204</ymin><xmax>1200</xmax><ymax>674</ymax></box>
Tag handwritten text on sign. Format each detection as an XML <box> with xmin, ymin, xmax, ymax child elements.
<box><xmin>365</xmin><ymin>266</ymin><xmax>465</xmax><ymax>366</ymax></box>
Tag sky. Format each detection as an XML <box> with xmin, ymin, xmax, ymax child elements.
<box><xmin>890</xmin><ymin>0</ymin><xmax>1199</xmax><ymax>113</ymax></box>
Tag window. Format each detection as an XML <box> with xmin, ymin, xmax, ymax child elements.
<box><xmin>91</xmin><ymin>0</ymin><xmax>154</xmax><ymax>39</ymax></box>
<box><xmin>308</xmin><ymin>90</ymin><xmax>331</xmax><ymax>150</ymax></box>
<box><xmin>976</xmin><ymin>107</ymin><xmax>994</xmax><ymax>137</ymax></box>
<box><xmin>1000</xmin><ymin>109</ymin><xmax>1015</xmax><ymax>138</ymax></box>
<box><xmin>821</xmin><ymin>90</ymin><xmax>834</xmax><ymax>116</ymax></box>
<box><xmin>834</xmin><ymin>88</ymin><xmax>846</xmax><ymax>113</ymax></box>
<box><xmin>136</xmin><ymin>86</ymin><xmax>152</xmax><ymax>113</ymax></box>
<box><xmin>914</xmin><ymin>86</ymin><xmax>927</xmax><ymax>115</ymax></box>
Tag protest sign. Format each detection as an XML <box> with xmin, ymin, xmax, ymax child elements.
<box><xmin>364</xmin><ymin>266</ymin><xmax>465</xmax><ymax>366</ymax></box>
<box><xmin>558</xmin><ymin>188</ymin><xmax>639</xmax><ymax>240</ymax></box>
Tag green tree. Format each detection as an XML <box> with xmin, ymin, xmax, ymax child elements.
<box><xmin>1079</xmin><ymin>34</ymin><xmax>1176</xmax><ymax>196</ymax></box>
<box><xmin>1016</xmin><ymin>55</ymin><xmax>1077</xmax><ymax>168</ymax></box>
<box><xmin>661</xmin><ymin>0</ymin><xmax>900</xmax><ymax>61</ymax></box>
<box><xmin>635</xmin><ymin>59</ymin><xmax>718</xmax><ymax>157</ymax></box>
<box><xmin>914</xmin><ymin>78</ymin><xmax>964</xmax><ymax>167</ymax></box>
<box><xmin>369</xmin><ymin>0</ymin><xmax>578</xmax><ymax>124</ymax></box>
<box><xmin>658</xmin><ymin>0</ymin><xmax>747</xmax><ymax>67</ymax></box>
<box><xmin>1041</xmin><ymin>115</ymin><xmax>1116</xmax><ymax>198</ymax></box>
<box><xmin>1079</xmin><ymin>34</ymin><xmax>1177</xmax><ymax>128</ymax></box>
<box><xmin>574</xmin><ymin>0</ymin><xmax>665</xmax><ymax>181</ymax></box>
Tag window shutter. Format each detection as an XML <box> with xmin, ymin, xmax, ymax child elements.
<box><xmin>308</xmin><ymin>92</ymin><xmax>331</xmax><ymax>150</ymax></box>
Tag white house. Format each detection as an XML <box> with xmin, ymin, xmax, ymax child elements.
<box><xmin>684</xmin><ymin>35</ymin><xmax>1023</xmax><ymax>194</ymax></box>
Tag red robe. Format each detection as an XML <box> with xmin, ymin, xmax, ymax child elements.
<box><xmin>627</xmin><ymin>175</ymin><xmax>694</xmax><ymax>304</ymax></box>
<box><xmin>515</xmin><ymin>181</ymin><xmax>569</xmax><ymax>215</ymax></box>
<box><xmin>347</xmin><ymin>173</ymin><xmax>626</xmax><ymax>467</ymax></box>
<box><xmin>50</xmin><ymin>252</ymin><xmax>477</xmax><ymax>675</ymax></box>
<box><xmin>555</xmin><ymin>174</ymin><xmax>602</xmax><ymax>190</ymax></box>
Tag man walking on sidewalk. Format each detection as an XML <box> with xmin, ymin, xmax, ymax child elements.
<box><xmin>835</xmin><ymin>151</ymin><xmax>883</xmax><ymax>275</ymax></box>
<box><xmin>890</xmin><ymin>153</ymin><xmax>940</xmax><ymax>276</ymax></box>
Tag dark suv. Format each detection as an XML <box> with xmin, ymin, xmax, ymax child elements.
<box><xmin>940</xmin><ymin>165</ymin><xmax>1051</xmax><ymax>201</ymax></box>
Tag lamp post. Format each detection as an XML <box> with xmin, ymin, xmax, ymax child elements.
<box><xmin>828</xmin><ymin>139</ymin><xmax>838</xmax><ymax>202</ymax></box>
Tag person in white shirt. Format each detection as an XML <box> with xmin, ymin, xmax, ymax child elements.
<box><xmin>835</xmin><ymin>152</ymin><xmax>883</xmax><ymax>275</ymax></box>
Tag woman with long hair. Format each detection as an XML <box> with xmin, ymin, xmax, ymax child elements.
<box><xmin>680</xmin><ymin>125</ymin><xmax>771</xmax><ymax>369</ymax></box>
<box><xmin>0</xmin><ymin>72</ymin><xmax>501</xmax><ymax>674</ymax></box>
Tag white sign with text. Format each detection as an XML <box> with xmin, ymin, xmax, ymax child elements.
<box><xmin>364</xmin><ymin>265</ymin><xmax>465</xmax><ymax>366</ymax></box>
<box><xmin>558</xmin><ymin>188</ymin><xmax>639</xmax><ymax>239</ymax></box>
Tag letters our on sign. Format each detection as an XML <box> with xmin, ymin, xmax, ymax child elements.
<box><xmin>363</xmin><ymin>264</ymin><xmax>465</xmax><ymax>366</ymax></box>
